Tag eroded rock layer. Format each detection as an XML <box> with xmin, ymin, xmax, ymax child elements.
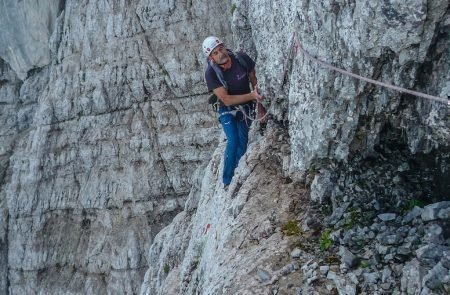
<box><xmin>0</xmin><ymin>0</ymin><xmax>449</xmax><ymax>294</ymax></box>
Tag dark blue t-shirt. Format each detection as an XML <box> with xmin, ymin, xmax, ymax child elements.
<box><xmin>205</xmin><ymin>52</ymin><xmax>255</xmax><ymax>105</ymax></box>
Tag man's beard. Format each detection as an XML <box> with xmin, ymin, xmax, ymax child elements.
<box><xmin>216</xmin><ymin>55</ymin><xmax>229</xmax><ymax>65</ymax></box>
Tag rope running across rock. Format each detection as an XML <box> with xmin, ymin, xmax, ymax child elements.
<box><xmin>235</xmin><ymin>29</ymin><xmax>449</xmax><ymax>123</ymax></box>
<box><xmin>291</xmin><ymin>32</ymin><xmax>449</xmax><ymax>106</ymax></box>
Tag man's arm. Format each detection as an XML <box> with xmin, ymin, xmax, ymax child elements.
<box><xmin>213</xmin><ymin>86</ymin><xmax>262</xmax><ymax>106</ymax></box>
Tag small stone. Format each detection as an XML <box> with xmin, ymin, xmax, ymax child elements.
<box><xmin>340</xmin><ymin>263</ymin><xmax>349</xmax><ymax>273</ymax></box>
<box><xmin>280</xmin><ymin>263</ymin><xmax>296</xmax><ymax>275</ymax></box>
<box><xmin>310</xmin><ymin>171</ymin><xmax>333</xmax><ymax>203</ymax></box>
<box><xmin>438</xmin><ymin>207</ymin><xmax>450</xmax><ymax>220</ymax></box>
<box><xmin>327</xmin><ymin>271</ymin><xmax>337</xmax><ymax>280</ymax></box>
<box><xmin>319</xmin><ymin>265</ymin><xmax>329</xmax><ymax>275</ymax></box>
<box><xmin>377</xmin><ymin>232</ymin><xmax>403</xmax><ymax>245</ymax></box>
<box><xmin>280</xmin><ymin>266</ymin><xmax>291</xmax><ymax>276</ymax></box>
<box><xmin>363</xmin><ymin>272</ymin><xmax>379</xmax><ymax>284</ymax></box>
<box><xmin>421</xmin><ymin>201</ymin><xmax>450</xmax><ymax>221</ymax></box>
<box><xmin>441</xmin><ymin>251</ymin><xmax>450</xmax><ymax>269</ymax></box>
<box><xmin>291</xmin><ymin>248</ymin><xmax>302</xmax><ymax>259</ymax></box>
<box><xmin>372</xmin><ymin>200</ymin><xmax>381</xmax><ymax>210</ymax></box>
<box><xmin>339</xmin><ymin>246</ymin><xmax>359</xmax><ymax>268</ymax></box>
<box><xmin>423</xmin><ymin>262</ymin><xmax>448</xmax><ymax>289</ymax></box>
<box><xmin>378</xmin><ymin>213</ymin><xmax>397</xmax><ymax>221</ymax></box>
<box><xmin>257</xmin><ymin>268</ymin><xmax>272</xmax><ymax>283</ymax></box>
<box><xmin>384</xmin><ymin>254</ymin><xmax>394</xmax><ymax>261</ymax></box>
<box><xmin>397</xmin><ymin>243</ymin><xmax>412</xmax><ymax>255</ymax></box>
<box><xmin>326</xmin><ymin>202</ymin><xmax>350</xmax><ymax>225</ymax></box>
<box><xmin>408</xmin><ymin>227</ymin><xmax>417</xmax><ymax>235</ymax></box>
<box><xmin>397</xmin><ymin>163</ymin><xmax>409</xmax><ymax>172</ymax></box>
<box><xmin>403</xmin><ymin>206</ymin><xmax>423</xmax><ymax>224</ymax></box>
<box><xmin>422</xmin><ymin>223</ymin><xmax>443</xmax><ymax>243</ymax></box>
<box><xmin>380</xmin><ymin>283</ymin><xmax>391</xmax><ymax>290</ymax></box>
<box><xmin>416</xmin><ymin>244</ymin><xmax>446</xmax><ymax>267</ymax></box>
<box><xmin>382</xmin><ymin>267</ymin><xmax>392</xmax><ymax>283</ymax></box>
<box><xmin>348</xmin><ymin>272</ymin><xmax>359</xmax><ymax>284</ymax></box>
<box><xmin>405</xmin><ymin>234</ymin><xmax>420</xmax><ymax>244</ymax></box>
<box><xmin>370</xmin><ymin>222</ymin><xmax>380</xmax><ymax>231</ymax></box>
<box><xmin>306</xmin><ymin>276</ymin><xmax>318</xmax><ymax>285</ymax></box>
<box><xmin>392</xmin><ymin>264</ymin><xmax>403</xmax><ymax>276</ymax></box>
<box><xmin>304</xmin><ymin>269</ymin><xmax>314</xmax><ymax>279</ymax></box>
<box><xmin>353</xmin><ymin>268</ymin><xmax>363</xmax><ymax>277</ymax></box>
<box><xmin>308</xmin><ymin>262</ymin><xmax>318</xmax><ymax>271</ymax></box>
<box><xmin>401</xmin><ymin>259</ymin><xmax>424</xmax><ymax>294</ymax></box>
<box><xmin>375</xmin><ymin>243</ymin><xmax>389</xmax><ymax>255</ymax></box>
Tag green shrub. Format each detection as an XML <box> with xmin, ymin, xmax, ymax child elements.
<box><xmin>231</xmin><ymin>4</ymin><xmax>237</xmax><ymax>15</ymax></box>
<box><xmin>282</xmin><ymin>220</ymin><xmax>300</xmax><ymax>236</ymax></box>
<box><xmin>319</xmin><ymin>229</ymin><xmax>333</xmax><ymax>251</ymax></box>
<box><xmin>163</xmin><ymin>264</ymin><xmax>170</xmax><ymax>274</ymax></box>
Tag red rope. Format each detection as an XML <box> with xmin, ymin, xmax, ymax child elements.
<box><xmin>292</xmin><ymin>32</ymin><xmax>449</xmax><ymax>105</ymax></box>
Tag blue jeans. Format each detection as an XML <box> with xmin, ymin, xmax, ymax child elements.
<box><xmin>218</xmin><ymin>105</ymin><xmax>253</xmax><ymax>185</ymax></box>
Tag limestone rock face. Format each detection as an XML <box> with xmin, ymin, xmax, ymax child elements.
<box><xmin>140</xmin><ymin>126</ymin><xmax>305</xmax><ymax>295</ymax></box>
<box><xmin>0</xmin><ymin>0</ymin><xmax>65</xmax><ymax>80</ymax></box>
<box><xmin>0</xmin><ymin>0</ymin><xmax>232</xmax><ymax>293</ymax></box>
<box><xmin>0</xmin><ymin>0</ymin><xmax>449</xmax><ymax>294</ymax></box>
<box><xmin>237</xmin><ymin>0</ymin><xmax>449</xmax><ymax>171</ymax></box>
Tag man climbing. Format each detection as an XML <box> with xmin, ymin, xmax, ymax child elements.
<box><xmin>202</xmin><ymin>36</ymin><xmax>264</xmax><ymax>189</ymax></box>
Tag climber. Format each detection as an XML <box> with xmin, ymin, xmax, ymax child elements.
<box><xmin>202</xmin><ymin>36</ymin><xmax>264</xmax><ymax>189</ymax></box>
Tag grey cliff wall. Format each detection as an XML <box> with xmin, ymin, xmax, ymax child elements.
<box><xmin>0</xmin><ymin>0</ymin><xmax>449</xmax><ymax>294</ymax></box>
<box><xmin>0</xmin><ymin>0</ymin><xmax>232</xmax><ymax>293</ymax></box>
<box><xmin>140</xmin><ymin>0</ymin><xmax>450</xmax><ymax>294</ymax></box>
<box><xmin>0</xmin><ymin>0</ymin><xmax>65</xmax><ymax>80</ymax></box>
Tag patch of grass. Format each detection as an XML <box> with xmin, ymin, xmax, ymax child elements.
<box><xmin>306</xmin><ymin>164</ymin><xmax>318</xmax><ymax>175</ymax></box>
<box><xmin>319</xmin><ymin>229</ymin><xmax>333</xmax><ymax>251</ymax></box>
<box><xmin>323</xmin><ymin>254</ymin><xmax>340</xmax><ymax>265</ymax></box>
<box><xmin>400</xmin><ymin>198</ymin><xmax>428</xmax><ymax>215</ymax></box>
<box><xmin>282</xmin><ymin>220</ymin><xmax>300</xmax><ymax>236</ymax></box>
<box><xmin>344</xmin><ymin>207</ymin><xmax>361</xmax><ymax>229</ymax></box>
<box><xmin>231</xmin><ymin>4</ymin><xmax>237</xmax><ymax>15</ymax></box>
<box><xmin>163</xmin><ymin>264</ymin><xmax>170</xmax><ymax>274</ymax></box>
<box><xmin>358</xmin><ymin>260</ymin><xmax>370</xmax><ymax>268</ymax></box>
<box><xmin>361</xmin><ymin>211</ymin><xmax>374</xmax><ymax>225</ymax></box>
<box><xmin>407</xmin><ymin>199</ymin><xmax>426</xmax><ymax>210</ymax></box>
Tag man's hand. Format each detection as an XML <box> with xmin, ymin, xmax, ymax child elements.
<box><xmin>252</xmin><ymin>85</ymin><xmax>263</xmax><ymax>101</ymax></box>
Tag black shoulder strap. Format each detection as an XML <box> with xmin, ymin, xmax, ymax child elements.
<box><xmin>231</xmin><ymin>50</ymin><xmax>249</xmax><ymax>73</ymax></box>
<box><xmin>206</xmin><ymin>49</ymin><xmax>250</xmax><ymax>91</ymax></box>
<box><xmin>208</xmin><ymin>59</ymin><xmax>228</xmax><ymax>90</ymax></box>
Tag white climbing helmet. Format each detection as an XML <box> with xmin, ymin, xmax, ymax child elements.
<box><xmin>202</xmin><ymin>36</ymin><xmax>223</xmax><ymax>56</ymax></box>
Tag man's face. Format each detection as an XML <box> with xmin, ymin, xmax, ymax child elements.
<box><xmin>210</xmin><ymin>45</ymin><xmax>229</xmax><ymax>65</ymax></box>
